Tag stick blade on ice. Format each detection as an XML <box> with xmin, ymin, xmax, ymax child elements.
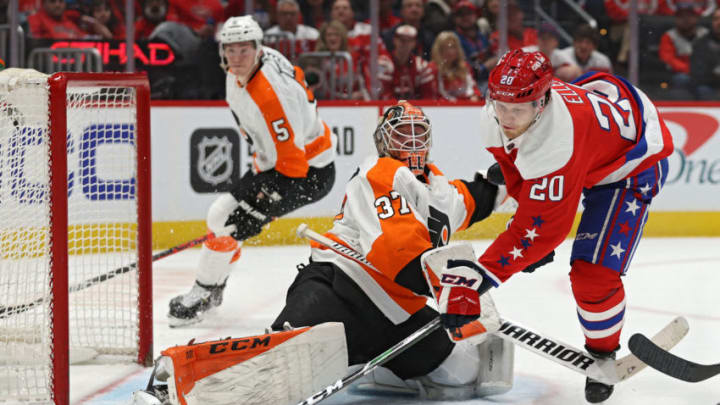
<box><xmin>629</xmin><ymin>332</ymin><xmax>720</xmax><ymax>383</ymax></box>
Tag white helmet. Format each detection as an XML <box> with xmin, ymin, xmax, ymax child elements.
<box><xmin>219</xmin><ymin>16</ymin><xmax>264</xmax><ymax>71</ymax></box>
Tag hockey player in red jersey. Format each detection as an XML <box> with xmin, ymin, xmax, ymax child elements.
<box><xmin>433</xmin><ymin>50</ymin><xmax>674</xmax><ymax>403</ymax></box>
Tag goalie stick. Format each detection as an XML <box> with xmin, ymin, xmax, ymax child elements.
<box><xmin>298</xmin><ymin>317</ymin><xmax>441</xmax><ymax>405</ymax></box>
<box><xmin>629</xmin><ymin>332</ymin><xmax>720</xmax><ymax>382</ymax></box>
<box><xmin>296</xmin><ymin>224</ymin><xmax>690</xmax><ymax>389</ymax></box>
<box><xmin>0</xmin><ymin>233</ymin><xmax>214</xmax><ymax>319</ymax></box>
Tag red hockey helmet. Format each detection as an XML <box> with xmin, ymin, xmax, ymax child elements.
<box><xmin>488</xmin><ymin>50</ymin><xmax>553</xmax><ymax>103</ymax></box>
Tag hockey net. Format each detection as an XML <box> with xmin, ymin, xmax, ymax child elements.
<box><xmin>0</xmin><ymin>69</ymin><xmax>152</xmax><ymax>404</ymax></box>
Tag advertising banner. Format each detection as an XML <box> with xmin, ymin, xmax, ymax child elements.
<box><xmin>149</xmin><ymin>103</ymin><xmax>720</xmax><ymax>230</ymax></box>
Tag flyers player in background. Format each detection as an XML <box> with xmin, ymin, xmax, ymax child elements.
<box><xmin>434</xmin><ymin>50</ymin><xmax>674</xmax><ymax>403</ymax></box>
<box><xmin>168</xmin><ymin>15</ymin><xmax>336</xmax><ymax>327</ymax></box>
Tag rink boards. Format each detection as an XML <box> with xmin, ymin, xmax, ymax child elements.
<box><xmin>144</xmin><ymin>101</ymin><xmax>720</xmax><ymax>248</ymax></box>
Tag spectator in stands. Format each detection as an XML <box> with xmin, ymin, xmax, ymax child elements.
<box><xmin>660</xmin><ymin>2</ymin><xmax>708</xmax><ymax>95</ymax></box>
<box><xmin>81</xmin><ymin>0</ymin><xmax>125</xmax><ymax>39</ymax></box>
<box><xmin>379</xmin><ymin>24</ymin><xmax>437</xmax><ymax>100</ymax></box>
<box><xmin>224</xmin><ymin>0</ymin><xmax>274</xmax><ymax>30</ymax></box>
<box><xmin>135</xmin><ymin>0</ymin><xmax>170</xmax><ymax>40</ymax></box>
<box><xmin>264</xmin><ymin>0</ymin><xmax>318</xmax><ymax>60</ymax></box>
<box><xmin>522</xmin><ymin>23</ymin><xmax>582</xmax><ymax>82</ymax></box>
<box><xmin>373</xmin><ymin>0</ymin><xmax>402</xmax><ymax>31</ymax></box>
<box><xmin>267</xmin><ymin>0</ymin><xmax>319</xmax><ymax>40</ymax></box>
<box><xmin>557</xmin><ymin>24</ymin><xmax>613</xmax><ymax>74</ymax></box>
<box><xmin>477</xmin><ymin>0</ymin><xmax>500</xmax><ymax>36</ymax></box>
<box><xmin>604</xmin><ymin>0</ymin><xmax>665</xmax><ymax>65</ymax></box>
<box><xmin>383</xmin><ymin>0</ymin><xmax>436</xmax><ymax>60</ymax></box>
<box><xmin>299</xmin><ymin>0</ymin><xmax>330</xmax><ymax>29</ymax></box>
<box><xmin>690</xmin><ymin>8</ymin><xmax>720</xmax><ymax>99</ymax></box>
<box><xmin>664</xmin><ymin>0</ymin><xmax>716</xmax><ymax>17</ymax></box>
<box><xmin>169</xmin><ymin>0</ymin><xmax>222</xmax><ymax>39</ymax></box>
<box><xmin>489</xmin><ymin>4</ymin><xmax>537</xmax><ymax>53</ymax></box>
<box><xmin>453</xmin><ymin>0</ymin><xmax>495</xmax><ymax>86</ymax></box>
<box><xmin>29</xmin><ymin>0</ymin><xmax>87</xmax><ymax>38</ymax></box>
<box><xmin>311</xmin><ymin>20</ymin><xmax>370</xmax><ymax>100</ymax></box>
<box><xmin>331</xmin><ymin>0</ymin><xmax>369</xmax><ymax>37</ymax></box>
<box><xmin>424</xmin><ymin>0</ymin><xmax>459</xmax><ymax>35</ymax></box>
<box><xmin>429</xmin><ymin>31</ymin><xmax>481</xmax><ymax>101</ymax></box>
<box><xmin>316</xmin><ymin>19</ymin><xmax>348</xmax><ymax>52</ymax></box>
<box><xmin>330</xmin><ymin>0</ymin><xmax>391</xmax><ymax>92</ymax></box>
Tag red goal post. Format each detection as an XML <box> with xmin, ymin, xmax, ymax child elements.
<box><xmin>0</xmin><ymin>71</ymin><xmax>152</xmax><ymax>405</ymax></box>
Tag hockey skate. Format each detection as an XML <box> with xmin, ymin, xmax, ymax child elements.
<box><xmin>167</xmin><ymin>280</ymin><xmax>226</xmax><ymax>327</ymax></box>
<box><xmin>584</xmin><ymin>345</ymin><xmax>618</xmax><ymax>403</ymax></box>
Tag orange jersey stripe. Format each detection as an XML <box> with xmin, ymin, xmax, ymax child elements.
<box><xmin>305</xmin><ymin>121</ymin><xmax>333</xmax><ymax>161</ymax></box>
<box><xmin>315</xmin><ymin>232</ymin><xmax>428</xmax><ymax>316</ymax></box>
<box><xmin>365</xmin><ymin>159</ymin><xmax>433</xmax><ymax>281</ymax></box>
<box><xmin>246</xmin><ymin>71</ymin><xmax>309</xmax><ymax>178</ymax></box>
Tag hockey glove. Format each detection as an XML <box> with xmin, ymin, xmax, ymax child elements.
<box><xmin>224</xmin><ymin>199</ymin><xmax>269</xmax><ymax>241</ymax></box>
<box><xmin>421</xmin><ymin>244</ymin><xmax>497</xmax><ymax>330</ymax></box>
<box><xmin>486</xmin><ymin>162</ymin><xmax>505</xmax><ymax>186</ymax></box>
<box><xmin>522</xmin><ymin>250</ymin><xmax>555</xmax><ymax>273</ymax></box>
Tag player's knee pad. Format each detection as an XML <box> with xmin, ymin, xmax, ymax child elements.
<box><xmin>206</xmin><ymin>193</ymin><xmax>239</xmax><ymax>237</ymax></box>
<box><xmin>570</xmin><ymin>260</ymin><xmax>626</xmax><ymax>352</ymax></box>
<box><xmin>152</xmin><ymin>323</ymin><xmax>348</xmax><ymax>405</ymax></box>
<box><xmin>569</xmin><ymin>260</ymin><xmax>623</xmax><ymax>302</ymax></box>
<box><xmin>195</xmin><ymin>238</ymin><xmax>240</xmax><ymax>286</ymax></box>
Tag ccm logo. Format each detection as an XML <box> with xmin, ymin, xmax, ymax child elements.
<box><xmin>208</xmin><ymin>336</ymin><xmax>270</xmax><ymax>354</ymax></box>
<box><xmin>441</xmin><ymin>274</ymin><xmax>477</xmax><ymax>288</ymax></box>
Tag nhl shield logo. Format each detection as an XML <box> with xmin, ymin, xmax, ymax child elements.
<box><xmin>190</xmin><ymin>128</ymin><xmax>241</xmax><ymax>193</ymax></box>
<box><xmin>197</xmin><ymin>136</ymin><xmax>233</xmax><ymax>185</ymax></box>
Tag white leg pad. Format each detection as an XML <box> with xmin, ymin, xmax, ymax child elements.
<box><xmin>164</xmin><ymin>322</ymin><xmax>348</xmax><ymax>405</ymax></box>
<box><xmin>475</xmin><ymin>335</ymin><xmax>515</xmax><ymax>397</ymax></box>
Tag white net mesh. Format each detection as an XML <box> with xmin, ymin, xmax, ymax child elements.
<box><xmin>0</xmin><ymin>69</ymin><xmax>144</xmax><ymax>403</ymax></box>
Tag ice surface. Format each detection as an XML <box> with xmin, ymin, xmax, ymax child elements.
<box><xmin>73</xmin><ymin>238</ymin><xmax>720</xmax><ymax>405</ymax></box>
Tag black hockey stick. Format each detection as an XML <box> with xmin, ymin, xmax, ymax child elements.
<box><xmin>629</xmin><ymin>333</ymin><xmax>720</xmax><ymax>382</ymax></box>
<box><xmin>0</xmin><ymin>233</ymin><xmax>214</xmax><ymax>319</ymax></box>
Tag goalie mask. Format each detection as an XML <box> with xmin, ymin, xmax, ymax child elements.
<box><xmin>218</xmin><ymin>15</ymin><xmax>264</xmax><ymax>72</ymax></box>
<box><xmin>374</xmin><ymin>101</ymin><xmax>432</xmax><ymax>175</ymax></box>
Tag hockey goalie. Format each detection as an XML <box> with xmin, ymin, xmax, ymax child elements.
<box><xmin>132</xmin><ymin>101</ymin><xmax>522</xmax><ymax>404</ymax></box>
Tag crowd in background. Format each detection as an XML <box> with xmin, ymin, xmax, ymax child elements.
<box><xmin>5</xmin><ymin>0</ymin><xmax>720</xmax><ymax>100</ymax></box>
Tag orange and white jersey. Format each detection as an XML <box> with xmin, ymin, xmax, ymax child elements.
<box><xmin>226</xmin><ymin>46</ymin><xmax>336</xmax><ymax>178</ymax></box>
<box><xmin>311</xmin><ymin>156</ymin><xmax>479</xmax><ymax>324</ymax></box>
